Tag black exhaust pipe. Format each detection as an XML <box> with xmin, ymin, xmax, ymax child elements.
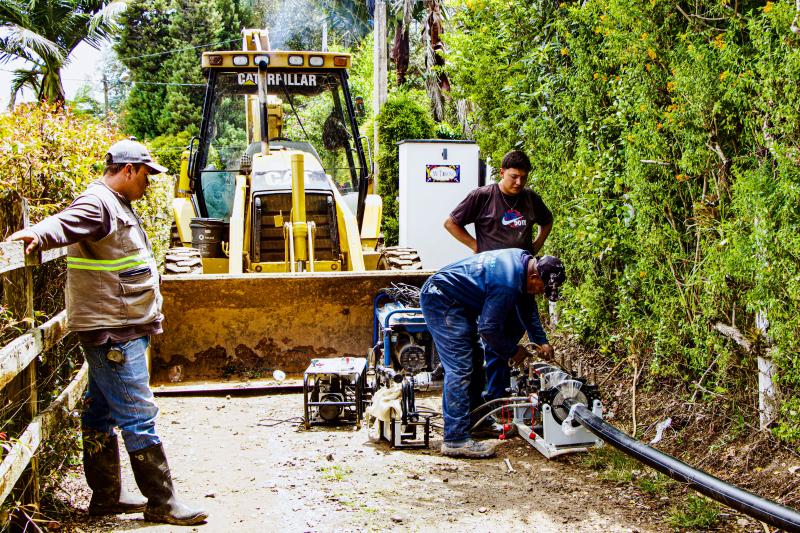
<box><xmin>565</xmin><ymin>399</ymin><xmax>800</xmax><ymax>532</ymax></box>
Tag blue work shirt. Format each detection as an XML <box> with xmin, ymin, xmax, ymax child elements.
<box><xmin>429</xmin><ymin>248</ymin><xmax>548</xmax><ymax>359</ymax></box>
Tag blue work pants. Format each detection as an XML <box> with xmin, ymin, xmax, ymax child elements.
<box><xmin>420</xmin><ymin>280</ymin><xmax>485</xmax><ymax>443</ymax></box>
<box><xmin>81</xmin><ymin>336</ymin><xmax>161</xmax><ymax>452</ymax></box>
<box><xmin>482</xmin><ymin>316</ymin><xmax>526</xmax><ymax>402</ymax></box>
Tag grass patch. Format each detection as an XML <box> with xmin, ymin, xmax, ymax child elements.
<box><xmin>637</xmin><ymin>471</ymin><xmax>675</xmax><ymax>495</ymax></box>
<box><xmin>321</xmin><ymin>465</ymin><xmax>353</xmax><ymax>482</ymax></box>
<box><xmin>331</xmin><ymin>492</ymin><xmax>377</xmax><ymax>514</ymax></box>
<box><xmin>581</xmin><ymin>446</ymin><xmax>640</xmax><ymax>484</ymax></box>
<box><xmin>582</xmin><ymin>446</ymin><xmax>677</xmax><ymax>494</ymax></box>
<box><xmin>668</xmin><ymin>494</ymin><xmax>720</xmax><ymax>530</ymax></box>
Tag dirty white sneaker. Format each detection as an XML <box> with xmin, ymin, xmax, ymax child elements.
<box><xmin>441</xmin><ymin>438</ymin><xmax>498</xmax><ymax>458</ymax></box>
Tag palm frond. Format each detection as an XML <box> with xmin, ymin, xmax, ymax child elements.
<box><xmin>317</xmin><ymin>0</ymin><xmax>371</xmax><ymax>41</ymax></box>
<box><xmin>86</xmin><ymin>0</ymin><xmax>126</xmax><ymax>45</ymax></box>
<box><xmin>9</xmin><ymin>64</ymin><xmax>42</xmax><ymax>108</ymax></box>
<box><xmin>391</xmin><ymin>0</ymin><xmax>416</xmax><ymax>26</ymax></box>
<box><xmin>0</xmin><ymin>24</ymin><xmax>64</xmax><ymax>63</ymax></box>
<box><xmin>0</xmin><ymin>1</ymin><xmax>27</xmax><ymax>26</ymax></box>
<box><xmin>0</xmin><ymin>28</ymin><xmax>34</xmax><ymax>63</ymax></box>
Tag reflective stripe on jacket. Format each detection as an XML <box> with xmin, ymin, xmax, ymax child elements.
<box><xmin>66</xmin><ymin>181</ymin><xmax>163</xmax><ymax>331</ymax></box>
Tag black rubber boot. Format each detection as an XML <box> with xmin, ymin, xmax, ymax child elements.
<box><xmin>82</xmin><ymin>430</ymin><xmax>147</xmax><ymax>516</ymax></box>
<box><xmin>129</xmin><ymin>443</ymin><xmax>208</xmax><ymax>526</ymax></box>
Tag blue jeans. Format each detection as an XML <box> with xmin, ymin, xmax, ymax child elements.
<box><xmin>483</xmin><ymin>342</ymin><xmax>510</xmax><ymax>403</ymax></box>
<box><xmin>482</xmin><ymin>316</ymin><xmax>526</xmax><ymax>402</ymax></box>
<box><xmin>420</xmin><ymin>280</ymin><xmax>485</xmax><ymax>443</ymax></box>
<box><xmin>81</xmin><ymin>336</ymin><xmax>161</xmax><ymax>452</ymax></box>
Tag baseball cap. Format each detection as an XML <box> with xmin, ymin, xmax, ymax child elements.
<box><xmin>106</xmin><ymin>139</ymin><xmax>168</xmax><ymax>174</ymax></box>
<box><xmin>536</xmin><ymin>255</ymin><xmax>566</xmax><ymax>302</ymax></box>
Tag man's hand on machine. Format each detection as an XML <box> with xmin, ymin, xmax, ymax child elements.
<box><xmin>536</xmin><ymin>343</ymin><xmax>554</xmax><ymax>359</ymax></box>
<box><xmin>510</xmin><ymin>343</ymin><xmax>556</xmax><ymax>367</ymax></box>
<box><xmin>510</xmin><ymin>346</ymin><xmax>533</xmax><ymax>366</ymax></box>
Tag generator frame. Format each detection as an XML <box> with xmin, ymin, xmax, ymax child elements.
<box><xmin>303</xmin><ymin>357</ymin><xmax>368</xmax><ymax>430</ymax></box>
<box><xmin>373</xmin><ymin>369</ymin><xmax>432</xmax><ymax>449</ymax></box>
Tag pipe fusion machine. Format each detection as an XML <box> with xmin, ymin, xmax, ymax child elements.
<box><xmin>365</xmin><ymin>284</ymin><xmax>604</xmax><ymax>456</ymax></box>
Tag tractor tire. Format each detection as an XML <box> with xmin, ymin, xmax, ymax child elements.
<box><xmin>163</xmin><ymin>247</ymin><xmax>203</xmax><ymax>275</ymax></box>
<box><xmin>377</xmin><ymin>246</ymin><xmax>423</xmax><ymax>270</ymax></box>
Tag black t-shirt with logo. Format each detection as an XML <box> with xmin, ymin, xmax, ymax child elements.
<box><xmin>449</xmin><ymin>183</ymin><xmax>553</xmax><ymax>254</ymax></box>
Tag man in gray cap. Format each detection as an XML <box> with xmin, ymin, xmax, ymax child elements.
<box><xmin>8</xmin><ymin>140</ymin><xmax>207</xmax><ymax>525</ymax></box>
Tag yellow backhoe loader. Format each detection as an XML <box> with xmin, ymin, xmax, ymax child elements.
<box><xmin>151</xmin><ymin>30</ymin><xmax>429</xmax><ymax>390</ymax></box>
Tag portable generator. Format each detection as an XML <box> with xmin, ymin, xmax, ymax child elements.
<box><xmin>369</xmin><ymin>284</ymin><xmax>440</xmax><ymax>386</ymax></box>
<box><xmin>303</xmin><ymin>357</ymin><xmax>368</xmax><ymax>429</ymax></box>
<box><xmin>365</xmin><ymin>284</ymin><xmax>437</xmax><ymax>447</ymax></box>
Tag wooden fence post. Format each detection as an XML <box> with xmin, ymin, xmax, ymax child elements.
<box><xmin>0</xmin><ymin>190</ymin><xmax>40</xmax><ymax>514</ymax></box>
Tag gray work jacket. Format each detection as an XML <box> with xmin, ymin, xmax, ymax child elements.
<box><xmin>64</xmin><ymin>181</ymin><xmax>163</xmax><ymax>331</ymax></box>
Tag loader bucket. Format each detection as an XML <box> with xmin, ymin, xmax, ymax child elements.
<box><xmin>150</xmin><ymin>271</ymin><xmax>432</xmax><ymax>388</ymax></box>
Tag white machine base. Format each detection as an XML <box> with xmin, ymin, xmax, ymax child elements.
<box><xmin>513</xmin><ymin>399</ymin><xmax>604</xmax><ymax>459</ymax></box>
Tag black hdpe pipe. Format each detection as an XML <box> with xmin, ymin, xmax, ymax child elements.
<box><xmin>565</xmin><ymin>399</ymin><xmax>800</xmax><ymax>532</ymax></box>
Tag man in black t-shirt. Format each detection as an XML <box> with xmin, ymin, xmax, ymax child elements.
<box><xmin>445</xmin><ymin>150</ymin><xmax>553</xmax><ymax>255</ymax></box>
<box><xmin>443</xmin><ymin>150</ymin><xmax>555</xmax><ymax>437</ymax></box>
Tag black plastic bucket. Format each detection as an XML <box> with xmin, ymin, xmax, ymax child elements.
<box><xmin>190</xmin><ymin>218</ymin><xmax>229</xmax><ymax>258</ymax></box>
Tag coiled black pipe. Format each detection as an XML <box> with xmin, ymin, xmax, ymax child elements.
<box><xmin>565</xmin><ymin>399</ymin><xmax>800</xmax><ymax>532</ymax></box>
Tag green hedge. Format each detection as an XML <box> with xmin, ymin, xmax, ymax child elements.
<box><xmin>447</xmin><ymin>0</ymin><xmax>800</xmax><ymax>439</ymax></box>
<box><xmin>376</xmin><ymin>90</ymin><xmax>436</xmax><ymax>245</ymax></box>
<box><xmin>0</xmin><ymin>104</ymin><xmax>173</xmax><ymax>265</ymax></box>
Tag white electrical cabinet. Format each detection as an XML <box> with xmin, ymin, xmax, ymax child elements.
<box><xmin>398</xmin><ymin>140</ymin><xmax>481</xmax><ymax>269</ymax></box>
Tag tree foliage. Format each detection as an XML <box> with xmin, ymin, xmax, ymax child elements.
<box><xmin>446</xmin><ymin>0</ymin><xmax>800</xmax><ymax>439</ymax></box>
<box><xmin>115</xmin><ymin>0</ymin><xmax>255</xmax><ymax>139</ymax></box>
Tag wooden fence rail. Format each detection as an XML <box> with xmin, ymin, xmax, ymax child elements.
<box><xmin>0</xmin><ymin>363</ymin><xmax>87</xmax><ymax>504</ymax></box>
<box><xmin>0</xmin><ymin>243</ymin><xmax>66</xmax><ymax>276</ymax></box>
<box><xmin>0</xmin><ymin>310</ymin><xmax>68</xmax><ymax>391</ymax></box>
<box><xmin>0</xmin><ymin>194</ymin><xmax>85</xmax><ymax>515</ymax></box>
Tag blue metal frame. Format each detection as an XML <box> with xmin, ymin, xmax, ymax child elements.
<box><xmin>381</xmin><ymin>308</ymin><xmax>423</xmax><ymax>366</ymax></box>
<box><xmin>371</xmin><ymin>291</ymin><xmax>427</xmax><ymax>367</ymax></box>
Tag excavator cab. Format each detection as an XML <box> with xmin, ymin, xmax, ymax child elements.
<box><xmin>170</xmin><ymin>30</ymin><xmax>381</xmax><ymax>275</ymax></box>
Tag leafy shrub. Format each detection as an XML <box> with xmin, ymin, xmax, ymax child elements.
<box><xmin>0</xmin><ymin>103</ymin><xmax>118</xmax><ymax>221</ymax></box>
<box><xmin>0</xmin><ymin>103</ymin><xmax>173</xmax><ymax>262</ymax></box>
<box><xmin>435</xmin><ymin>122</ymin><xmax>461</xmax><ymax>139</ymax></box>
<box><xmin>446</xmin><ymin>0</ymin><xmax>800</xmax><ymax>438</ymax></box>
<box><xmin>376</xmin><ymin>90</ymin><xmax>436</xmax><ymax>245</ymax></box>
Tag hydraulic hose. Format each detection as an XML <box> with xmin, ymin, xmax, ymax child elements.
<box><xmin>469</xmin><ymin>403</ymin><xmax>532</xmax><ymax>432</ymax></box>
<box><xmin>468</xmin><ymin>397</ymin><xmax>529</xmax><ymax>417</ymax></box>
<box><xmin>565</xmin><ymin>399</ymin><xmax>800</xmax><ymax>532</ymax></box>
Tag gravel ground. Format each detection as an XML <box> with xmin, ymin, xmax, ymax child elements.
<box><xmin>49</xmin><ymin>390</ymin><xmax>669</xmax><ymax>533</ymax></box>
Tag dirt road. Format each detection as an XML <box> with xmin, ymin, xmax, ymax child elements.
<box><xmin>57</xmin><ymin>392</ymin><xmax>662</xmax><ymax>532</ymax></box>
